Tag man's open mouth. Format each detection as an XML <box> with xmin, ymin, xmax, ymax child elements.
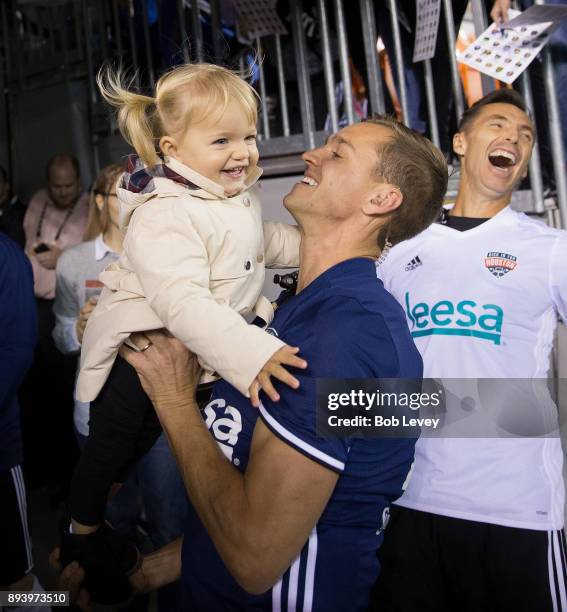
<box><xmin>488</xmin><ymin>149</ymin><xmax>518</xmax><ymax>169</ymax></box>
<box><xmin>301</xmin><ymin>176</ymin><xmax>319</xmax><ymax>187</ymax></box>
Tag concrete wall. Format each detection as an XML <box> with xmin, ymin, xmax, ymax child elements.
<box><xmin>7</xmin><ymin>80</ymin><xmax>94</xmax><ymax>202</ymax></box>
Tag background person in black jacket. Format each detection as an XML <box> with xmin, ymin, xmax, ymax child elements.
<box><xmin>0</xmin><ymin>233</ymin><xmax>46</xmax><ymax>609</ymax></box>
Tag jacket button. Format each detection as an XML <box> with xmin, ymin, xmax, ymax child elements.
<box><xmin>257</xmin><ymin>254</ymin><xmax>264</xmax><ymax>263</ymax></box>
<box><xmin>245</xmin><ymin>261</ymin><xmax>251</xmax><ymax>270</ymax></box>
<box><xmin>243</xmin><ymin>197</ymin><xmax>250</xmax><ymax>207</ymax></box>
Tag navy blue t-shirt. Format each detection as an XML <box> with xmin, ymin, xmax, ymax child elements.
<box><xmin>181</xmin><ymin>258</ymin><xmax>422</xmax><ymax>611</ymax></box>
<box><xmin>0</xmin><ymin>234</ymin><xmax>37</xmax><ymax>471</ymax></box>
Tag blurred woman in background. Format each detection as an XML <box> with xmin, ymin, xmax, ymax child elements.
<box><xmin>53</xmin><ymin>163</ymin><xmax>187</xmax><ymax>611</ymax></box>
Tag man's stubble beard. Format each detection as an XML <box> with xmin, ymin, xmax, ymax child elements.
<box><xmin>50</xmin><ymin>192</ymin><xmax>80</xmax><ymax>210</ymax></box>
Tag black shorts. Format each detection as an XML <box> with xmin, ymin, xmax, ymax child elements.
<box><xmin>0</xmin><ymin>465</ymin><xmax>33</xmax><ymax>586</ymax></box>
<box><xmin>371</xmin><ymin>505</ymin><xmax>567</xmax><ymax>612</ymax></box>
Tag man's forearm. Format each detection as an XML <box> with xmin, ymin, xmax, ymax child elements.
<box><xmin>155</xmin><ymin>395</ymin><xmax>258</xmax><ymax>582</ymax></box>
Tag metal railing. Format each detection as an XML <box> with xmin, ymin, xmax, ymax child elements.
<box><xmin>1</xmin><ymin>0</ymin><xmax>565</xmax><ymax>226</ymax></box>
<box><xmin>1</xmin><ymin>0</ymin><xmax>85</xmax><ymax>87</ymax></box>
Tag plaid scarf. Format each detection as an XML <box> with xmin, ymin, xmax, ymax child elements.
<box><xmin>121</xmin><ymin>154</ymin><xmax>201</xmax><ymax>194</ymax></box>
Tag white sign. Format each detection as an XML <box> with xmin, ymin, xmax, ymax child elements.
<box><xmin>457</xmin><ymin>5</ymin><xmax>567</xmax><ymax>85</ymax></box>
<box><xmin>413</xmin><ymin>0</ymin><xmax>442</xmax><ymax>63</ymax></box>
<box><xmin>232</xmin><ymin>0</ymin><xmax>287</xmax><ymax>42</ymax></box>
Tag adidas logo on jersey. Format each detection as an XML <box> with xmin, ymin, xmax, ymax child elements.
<box><xmin>405</xmin><ymin>256</ymin><xmax>423</xmax><ymax>271</ymax></box>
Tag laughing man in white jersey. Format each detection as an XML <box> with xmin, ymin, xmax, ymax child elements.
<box><xmin>373</xmin><ymin>89</ymin><xmax>567</xmax><ymax>611</ymax></box>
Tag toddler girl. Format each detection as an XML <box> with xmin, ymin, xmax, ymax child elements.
<box><xmin>61</xmin><ymin>63</ymin><xmax>303</xmax><ymax>604</ymax></box>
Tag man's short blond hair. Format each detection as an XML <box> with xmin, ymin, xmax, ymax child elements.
<box><xmin>365</xmin><ymin>116</ymin><xmax>448</xmax><ymax>248</ymax></box>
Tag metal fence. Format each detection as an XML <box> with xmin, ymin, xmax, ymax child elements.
<box><xmin>1</xmin><ymin>0</ymin><xmax>565</xmax><ymax>225</ymax></box>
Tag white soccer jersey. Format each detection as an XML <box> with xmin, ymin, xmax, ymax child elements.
<box><xmin>378</xmin><ymin>206</ymin><xmax>567</xmax><ymax>530</ymax></box>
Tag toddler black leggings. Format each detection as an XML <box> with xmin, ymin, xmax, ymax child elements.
<box><xmin>70</xmin><ymin>355</ymin><xmax>212</xmax><ymax>526</ymax></box>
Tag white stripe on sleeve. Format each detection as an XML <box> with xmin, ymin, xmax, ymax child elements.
<box><xmin>259</xmin><ymin>404</ymin><xmax>345</xmax><ymax>472</ymax></box>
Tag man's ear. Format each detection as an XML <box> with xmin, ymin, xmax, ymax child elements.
<box><xmin>362</xmin><ymin>184</ymin><xmax>403</xmax><ymax>217</ymax></box>
<box><xmin>159</xmin><ymin>136</ymin><xmax>179</xmax><ymax>160</ymax></box>
<box><xmin>453</xmin><ymin>131</ymin><xmax>466</xmax><ymax>157</ymax></box>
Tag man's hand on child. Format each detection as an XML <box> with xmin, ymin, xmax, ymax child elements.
<box><xmin>249</xmin><ymin>345</ymin><xmax>308</xmax><ymax>407</ymax></box>
<box><xmin>120</xmin><ymin>330</ymin><xmax>202</xmax><ymax>407</ymax></box>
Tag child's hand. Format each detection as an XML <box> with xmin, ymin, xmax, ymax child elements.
<box><xmin>249</xmin><ymin>345</ymin><xmax>308</xmax><ymax>407</ymax></box>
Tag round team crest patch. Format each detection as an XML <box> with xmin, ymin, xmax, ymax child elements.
<box><xmin>485</xmin><ymin>251</ymin><xmax>518</xmax><ymax>278</ymax></box>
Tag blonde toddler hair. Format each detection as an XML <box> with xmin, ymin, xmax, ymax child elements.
<box><xmin>98</xmin><ymin>63</ymin><xmax>259</xmax><ymax>166</ymax></box>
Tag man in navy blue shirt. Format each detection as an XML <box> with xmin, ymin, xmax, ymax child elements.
<box><xmin>176</xmin><ymin>258</ymin><xmax>424</xmax><ymax>612</ymax></box>
<box><xmin>59</xmin><ymin>117</ymin><xmax>448</xmax><ymax>611</ymax></box>
<box><xmin>0</xmin><ymin>234</ymin><xmax>39</xmax><ymax>598</ymax></box>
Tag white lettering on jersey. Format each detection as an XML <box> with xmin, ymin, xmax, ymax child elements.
<box><xmin>204</xmin><ymin>398</ymin><xmax>242</xmax><ymax>461</ymax></box>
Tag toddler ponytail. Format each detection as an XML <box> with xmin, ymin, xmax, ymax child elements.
<box><xmin>97</xmin><ymin>67</ymin><xmax>161</xmax><ymax>166</ymax></box>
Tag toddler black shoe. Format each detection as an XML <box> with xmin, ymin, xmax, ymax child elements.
<box><xmin>60</xmin><ymin>520</ymin><xmax>142</xmax><ymax>605</ymax></box>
